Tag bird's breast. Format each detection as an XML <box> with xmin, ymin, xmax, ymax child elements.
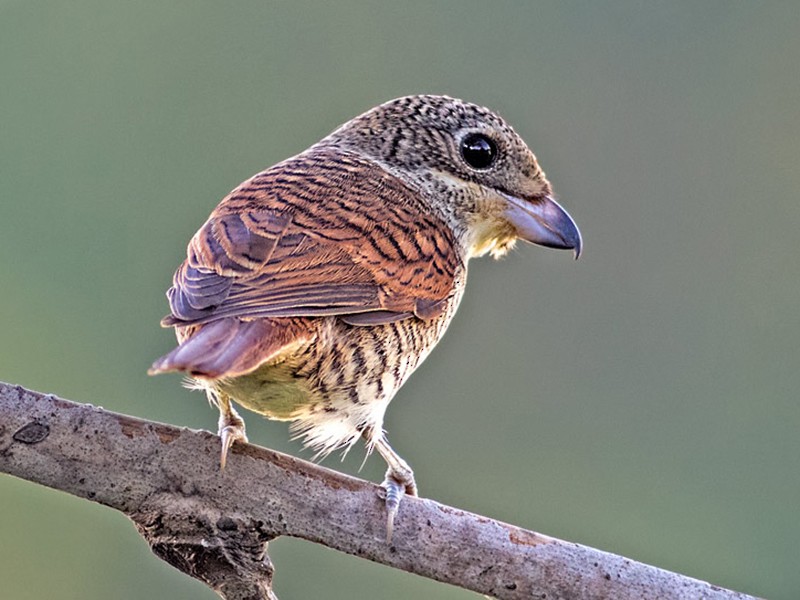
<box><xmin>311</xmin><ymin>284</ymin><xmax>466</xmax><ymax>404</ymax></box>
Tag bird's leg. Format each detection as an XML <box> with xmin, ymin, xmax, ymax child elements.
<box><xmin>212</xmin><ymin>390</ymin><xmax>248</xmax><ymax>469</ymax></box>
<box><xmin>373</xmin><ymin>435</ymin><xmax>417</xmax><ymax>542</ymax></box>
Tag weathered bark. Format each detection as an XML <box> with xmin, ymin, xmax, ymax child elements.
<box><xmin>0</xmin><ymin>382</ymin><xmax>760</xmax><ymax>600</ymax></box>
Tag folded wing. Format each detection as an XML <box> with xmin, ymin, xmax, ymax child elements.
<box><xmin>162</xmin><ymin>148</ymin><xmax>463</xmax><ymax>328</ymax></box>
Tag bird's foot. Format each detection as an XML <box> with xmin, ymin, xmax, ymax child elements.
<box><xmin>218</xmin><ymin>410</ymin><xmax>248</xmax><ymax>470</ymax></box>
<box><xmin>381</xmin><ymin>466</ymin><xmax>417</xmax><ymax>543</ymax></box>
<box><xmin>367</xmin><ymin>433</ymin><xmax>417</xmax><ymax>542</ymax></box>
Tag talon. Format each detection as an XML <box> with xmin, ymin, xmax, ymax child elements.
<box><xmin>383</xmin><ymin>477</ymin><xmax>406</xmax><ymax>543</ymax></box>
<box><xmin>381</xmin><ymin>472</ymin><xmax>417</xmax><ymax>543</ymax></box>
<box><xmin>219</xmin><ymin>425</ymin><xmax>248</xmax><ymax>469</ymax></box>
<box><xmin>215</xmin><ymin>396</ymin><xmax>248</xmax><ymax>470</ymax></box>
<box><xmin>370</xmin><ymin>435</ymin><xmax>417</xmax><ymax>543</ymax></box>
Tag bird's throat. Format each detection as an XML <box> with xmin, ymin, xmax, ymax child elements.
<box><xmin>466</xmin><ymin>217</ymin><xmax>517</xmax><ymax>259</ymax></box>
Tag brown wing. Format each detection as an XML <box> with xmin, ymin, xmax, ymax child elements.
<box><xmin>149</xmin><ymin>317</ymin><xmax>313</xmax><ymax>378</ymax></box>
<box><xmin>162</xmin><ymin>148</ymin><xmax>462</xmax><ymax>328</ymax></box>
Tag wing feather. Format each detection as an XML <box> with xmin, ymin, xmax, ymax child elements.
<box><xmin>162</xmin><ymin>148</ymin><xmax>462</xmax><ymax>327</ymax></box>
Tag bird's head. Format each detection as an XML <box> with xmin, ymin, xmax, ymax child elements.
<box><xmin>324</xmin><ymin>94</ymin><xmax>581</xmax><ymax>260</ymax></box>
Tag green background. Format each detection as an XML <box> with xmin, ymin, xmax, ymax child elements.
<box><xmin>2</xmin><ymin>2</ymin><xmax>798</xmax><ymax>598</ymax></box>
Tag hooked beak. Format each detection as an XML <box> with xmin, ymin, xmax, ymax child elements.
<box><xmin>503</xmin><ymin>194</ymin><xmax>582</xmax><ymax>258</ymax></box>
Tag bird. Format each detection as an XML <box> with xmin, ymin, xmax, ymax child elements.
<box><xmin>149</xmin><ymin>94</ymin><xmax>581</xmax><ymax>540</ymax></box>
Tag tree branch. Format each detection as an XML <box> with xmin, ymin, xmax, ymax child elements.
<box><xmin>0</xmin><ymin>381</ymin><xmax>759</xmax><ymax>600</ymax></box>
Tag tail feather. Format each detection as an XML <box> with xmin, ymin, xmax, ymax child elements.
<box><xmin>149</xmin><ymin>317</ymin><xmax>306</xmax><ymax>379</ymax></box>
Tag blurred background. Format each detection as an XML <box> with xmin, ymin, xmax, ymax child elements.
<box><xmin>2</xmin><ymin>2</ymin><xmax>798</xmax><ymax>598</ymax></box>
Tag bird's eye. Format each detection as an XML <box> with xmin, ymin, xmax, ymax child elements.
<box><xmin>460</xmin><ymin>133</ymin><xmax>498</xmax><ymax>170</ymax></box>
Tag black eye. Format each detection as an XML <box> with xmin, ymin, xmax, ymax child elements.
<box><xmin>460</xmin><ymin>133</ymin><xmax>498</xmax><ymax>170</ymax></box>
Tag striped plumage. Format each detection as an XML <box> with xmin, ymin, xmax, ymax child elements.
<box><xmin>219</xmin><ymin>289</ymin><xmax>463</xmax><ymax>458</ymax></box>
<box><xmin>150</xmin><ymin>95</ymin><xmax>581</xmax><ymax>537</ymax></box>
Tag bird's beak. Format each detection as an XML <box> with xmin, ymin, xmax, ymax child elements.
<box><xmin>503</xmin><ymin>194</ymin><xmax>582</xmax><ymax>259</ymax></box>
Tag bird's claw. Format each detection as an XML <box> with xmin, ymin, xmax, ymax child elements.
<box><xmin>381</xmin><ymin>471</ymin><xmax>417</xmax><ymax>543</ymax></box>
<box><xmin>219</xmin><ymin>424</ymin><xmax>248</xmax><ymax>470</ymax></box>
